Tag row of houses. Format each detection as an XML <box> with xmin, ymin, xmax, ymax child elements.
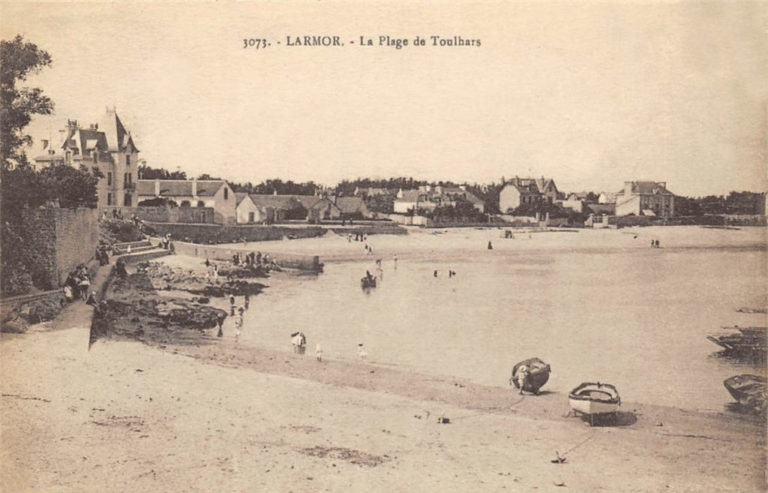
<box><xmin>31</xmin><ymin>109</ymin><xmax>680</xmax><ymax>225</ymax></box>
<box><xmin>499</xmin><ymin>176</ymin><xmax>676</xmax><ymax>218</ymax></box>
<box><xmin>135</xmin><ymin>179</ymin><xmax>371</xmax><ymax>224</ymax></box>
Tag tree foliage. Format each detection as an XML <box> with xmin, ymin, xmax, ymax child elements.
<box><xmin>1</xmin><ymin>35</ymin><xmax>53</xmax><ymax>168</ymax></box>
<box><xmin>138</xmin><ymin>164</ymin><xmax>187</xmax><ymax>180</ymax></box>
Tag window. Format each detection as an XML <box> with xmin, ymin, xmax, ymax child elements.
<box><xmin>180</xmin><ymin>200</ymin><xmax>191</xmax><ymax>207</ymax></box>
<box><xmin>224</xmin><ymin>188</ymin><xmax>229</xmax><ymax>200</ymax></box>
<box><xmin>107</xmin><ymin>172</ymin><xmax>112</xmax><ymax>186</ymax></box>
<box><xmin>124</xmin><ymin>193</ymin><xmax>132</xmax><ymax>206</ymax></box>
<box><xmin>107</xmin><ymin>193</ymin><xmax>113</xmax><ymax>206</ymax></box>
<box><xmin>126</xmin><ymin>155</ymin><xmax>131</xmax><ymax>166</ymax></box>
<box><xmin>248</xmin><ymin>212</ymin><xmax>255</xmax><ymax>223</ymax></box>
<box><xmin>197</xmin><ymin>201</ymin><xmax>205</xmax><ymax>207</ymax></box>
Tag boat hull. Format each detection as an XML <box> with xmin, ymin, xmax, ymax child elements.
<box><xmin>568</xmin><ymin>398</ymin><xmax>620</xmax><ymax>415</ymax></box>
<box><xmin>724</xmin><ymin>374</ymin><xmax>767</xmax><ymax>414</ymax></box>
<box><xmin>568</xmin><ymin>382</ymin><xmax>621</xmax><ymax>418</ymax></box>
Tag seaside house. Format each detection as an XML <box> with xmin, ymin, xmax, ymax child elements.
<box><xmin>598</xmin><ymin>192</ymin><xmax>617</xmax><ymax>204</ymax></box>
<box><xmin>499</xmin><ymin>177</ymin><xmax>558</xmax><ymax>213</ymax></box>
<box><xmin>32</xmin><ymin>108</ymin><xmax>139</xmax><ymax>211</ymax></box>
<box><xmin>335</xmin><ymin>196</ymin><xmax>371</xmax><ymax>219</ymax></box>
<box><xmin>393</xmin><ymin>185</ymin><xmax>485</xmax><ymax>214</ymax></box>
<box><xmin>614</xmin><ymin>181</ymin><xmax>675</xmax><ymax>217</ymax></box>
<box><xmin>353</xmin><ymin>186</ymin><xmax>391</xmax><ymax>198</ymax></box>
<box><xmin>248</xmin><ymin>194</ymin><xmax>307</xmax><ymax>223</ymax></box>
<box><xmin>235</xmin><ymin>193</ymin><xmax>259</xmax><ymax>223</ymax></box>
<box><xmin>558</xmin><ymin>193</ymin><xmax>586</xmax><ymax>213</ymax></box>
<box><xmin>136</xmin><ymin>179</ymin><xmax>236</xmax><ymax>224</ymax></box>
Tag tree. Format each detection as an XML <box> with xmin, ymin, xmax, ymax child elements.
<box><xmin>138</xmin><ymin>164</ymin><xmax>187</xmax><ymax>180</ymax></box>
<box><xmin>0</xmin><ymin>35</ymin><xmax>54</xmax><ymax>169</ymax></box>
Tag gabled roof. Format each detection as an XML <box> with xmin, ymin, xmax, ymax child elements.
<box><xmin>136</xmin><ymin>179</ymin><xmax>227</xmax><ymax>197</ymax></box>
<box><xmin>587</xmin><ymin>203</ymin><xmax>615</xmax><ymax>215</ymax></box>
<box><xmin>235</xmin><ymin>192</ymin><xmax>252</xmax><ymax>206</ymax></box>
<box><xmin>396</xmin><ymin>190</ymin><xmax>427</xmax><ymax>202</ymax></box>
<box><xmin>335</xmin><ymin>196</ymin><xmax>369</xmax><ymax>214</ymax></box>
<box><xmin>624</xmin><ymin>181</ymin><xmax>674</xmax><ymax>196</ymax></box>
<box><xmin>249</xmin><ymin>194</ymin><xmax>305</xmax><ymax>210</ymax></box>
<box><xmin>463</xmin><ymin>191</ymin><xmax>484</xmax><ymax>205</ymax></box>
<box><xmin>283</xmin><ymin>195</ymin><xmax>332</xmax><ymax>210</ymax></box>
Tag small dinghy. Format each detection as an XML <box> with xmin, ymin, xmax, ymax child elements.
<box><xmin>569</xmin><ymin>382</ymin><xmax>621</xmax><ymax>424</ymax></box>
<box><xmin>360</xmin><ymin>277</ymin><xmax>377</xmax><ymax>289</ymax></box>
<box><xmin>510</xmin><ymin>357</ymin><xmax>551</xmax><ymax>394</ymax></box>
<box><xmin>724</xmin><ymin>374</ymin><xmax>767</xmax><ymax>415</ymax></box>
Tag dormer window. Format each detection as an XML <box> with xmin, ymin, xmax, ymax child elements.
<box><xmin>126</xmin><ymin>155</ymin><xmax>131</xmax><ymax>166</ymax></box>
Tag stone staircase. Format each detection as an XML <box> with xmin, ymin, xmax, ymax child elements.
<box><xmin>113</xmin><ymin>240</ymin><xmax>170</xmax><ymax>264</ymax></box>
<box><xmin>112</xmin><ymin>240</ymin><xmax>155</xmax><ymax>255</ymax></box>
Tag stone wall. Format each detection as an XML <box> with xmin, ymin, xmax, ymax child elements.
<box><xmin>173</xmin><ymin>241</ymin><xmax>322</xmax><ymax>272</ymax></box>
<box><xmin>19</xmin><ymin>207</ymin><xmax>99</xmax><ymax>289</ymax></box>
<box><xmin>134</xmin><ymin>206</ymin><xmax>215</xmax><ymax>224</ymax></box>
<box><xmin>145</xmin><ymin>222</ymin><xmax>327</xmax><ymax>244</ymax></box>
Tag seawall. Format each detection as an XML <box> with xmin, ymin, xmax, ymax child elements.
<box><xmin>145</xmin><ymin>222</ymin><xmax>327</xmax><ymax>243</ymax></box>
<box><xmin>173</xmin><ymin>241</ymin><xmax>322</xmax><ymax>272</ymax></box>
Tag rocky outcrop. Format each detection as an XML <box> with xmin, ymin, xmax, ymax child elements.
<box><xmin>91</xmin><ymin>270</ymin><xmax>229</xmax><ymax>346</ymax></box>
<box><xmin>136</xmin><ymin>262</ymin><xmax>267</xmax><ymax>297</ymax></box>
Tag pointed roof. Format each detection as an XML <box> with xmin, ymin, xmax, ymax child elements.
<box><xmin>99</xmin><ymin>109</ymin><xmax>139</xmax><ymax>152</ymax></box>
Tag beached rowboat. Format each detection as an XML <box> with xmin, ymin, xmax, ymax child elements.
<box><xmin>569</xmin><ymin>382</ymin><xmax>621</xmax><ymax>417</ymax></box>
<box><xmin>724</xmin><ymin>374</ymin><xmax>767</xmax><ymax>415</ymax></box>
<box><xmin>707</xmin><ymin>326</ymin><xmax>766</xmax><ymax>356</ymax></box>
<box><xmin>510</xmin><ymin>357</ymin><xmax>551</xmax><ymax>394</ymax></box>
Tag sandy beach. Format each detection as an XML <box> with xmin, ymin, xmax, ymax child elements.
<box><xmin>2</xmin><ymin>227</ymin><xmax>766</xmax><ymax>492</ymax></box>
<box><xmin>1</xmin><ymin>316</ymin><xmax>765</xmax><ymax>493</ymax></box>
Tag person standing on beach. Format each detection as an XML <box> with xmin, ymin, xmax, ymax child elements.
<box><xmin>244</xmin><ymin>293</ymin><xmax>250</xmax><ymax>310</ymax></box>
<box><xmin>229</xmin><ymin>295</ymin><xmax>236</xmax><ymax>315</ymax></box>
<box><xmin>234</xmin><ymin>308</ymin><xmax>244</xmax><ymax>344</ymax></box>
<box><xmin>516</xmin><ymin>365</ymin><xmax>530</xmax><ymax>394</ymax></box>
<box><xmin>488</xmin><ymin>241</ymin><xmax>493</xmax><ymax>250</ymax></box>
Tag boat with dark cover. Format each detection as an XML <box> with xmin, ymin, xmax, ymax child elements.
<box><xmin>724</xmin><ymin>374</ymin><xmax>767</xmax><ymax>415</ymax></box>
<box><xmin>510</xmin><ymin>357</ymin><xmax>551</xmax><ymax>394</ymax></box>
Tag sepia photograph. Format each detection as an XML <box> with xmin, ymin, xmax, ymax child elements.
<box><xmin>0</xmin><ymin>1</ymin><xmax>766</xmax><ymax>492</ymax></box>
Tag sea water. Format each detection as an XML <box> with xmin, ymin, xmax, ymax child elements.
<box><xmin>220</xmin><ymin>226</ymin><xmax>767</xmax><ymax>412</ymax></box>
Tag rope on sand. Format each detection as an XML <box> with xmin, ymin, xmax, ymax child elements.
<box><xmin>561</xmin><ymin>431</ymin><xmax>596</xmax><ymax>457</ymax></box>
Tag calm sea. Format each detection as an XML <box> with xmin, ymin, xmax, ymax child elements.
<box><xmin>217</xmin><ymin>226</ymin><xmax>767</xmax><ymax>412</ymax></box>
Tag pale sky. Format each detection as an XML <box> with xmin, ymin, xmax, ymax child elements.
<box><xmin>2</xmin><ymin>1</ymin><xmax>766</xmax><ymax>196</ymax></box>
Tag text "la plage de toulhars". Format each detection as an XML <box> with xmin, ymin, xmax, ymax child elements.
<box><xmin>243</xmin><ymin>35</ymin><xmax>482</xmax><ymax>49</ymax></box>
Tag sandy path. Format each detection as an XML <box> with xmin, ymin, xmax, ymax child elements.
<box><xmin>2</xmin><ymin>321</ymin><xmax>765</xmax><ymax>493</ymax></box>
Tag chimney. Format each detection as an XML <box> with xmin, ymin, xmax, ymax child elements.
<box><xmin>192</xmin><ymin>178</ymin><xmax>197</xmax><ymax>197</ymax></box>
<box><xmin>154</xmin><ymin>179</ymin><xmax>160</xmax><ymax>196</ymax></box>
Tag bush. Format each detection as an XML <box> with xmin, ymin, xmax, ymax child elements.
<box><xmin>101</xmin><ymin>219</ymin><xmax>144</xmax><ymax>243</ymax></box>
<box><xmin>1</xmin><ymin>264</ymin><xmax>33</xmax><ymax>295</ymax></box>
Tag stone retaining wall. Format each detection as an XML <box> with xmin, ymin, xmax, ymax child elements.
<box><xmin>173</xmin><ymin>242</ymin><xmax>322</xmax><ymax>272</ymax></box>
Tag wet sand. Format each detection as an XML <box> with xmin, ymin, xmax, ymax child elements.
<box><xmin>1</xmin><ymin>316</ymin><xmax>765</xmax><ymax>492</ymax></box>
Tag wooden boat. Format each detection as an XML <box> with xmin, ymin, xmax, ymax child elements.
<box><xmin>360</xmin><ymin>277</ymin><xmax>377</xmax><ymax>289</ymax></box>
<box><xmin>569</xmin><ymin>382</ymin><xmax>621</xmax><ymax>419</ymax></box>
<box><xmin>724</xmin><ymin>374</ymin><xmax>767</xmax><ymax>415</ymax></box>
<box><xmin>707</xmin><ymin>326</ymin><xmax>766</xmax><ymax>356</ymax></box>
<box><xmin>510</xmin><ymin>357</ymin><xmax>551</xmax><ymax>394</ymax></box>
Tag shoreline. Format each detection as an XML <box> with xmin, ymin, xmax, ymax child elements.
<box><xmin>2</xmin><ymin>323</ymin><xmax>765</xmax><ymax>493</ymax></box>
